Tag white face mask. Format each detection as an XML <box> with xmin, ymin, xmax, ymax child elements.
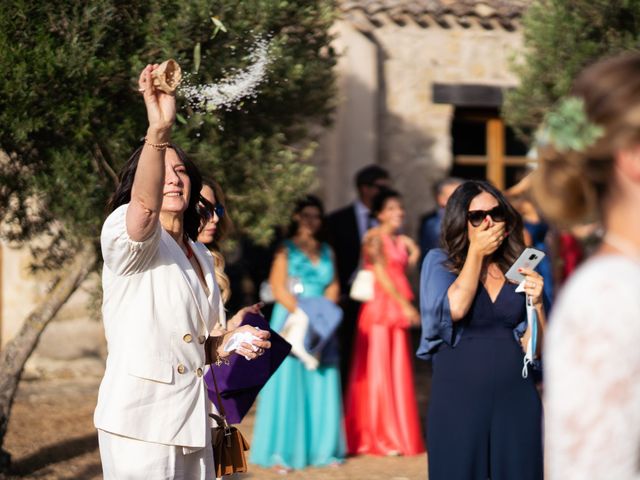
<box><xmin>522</xmin><ymin>294</ymin><xmax>539</xmax><ymax>379</ymax></box>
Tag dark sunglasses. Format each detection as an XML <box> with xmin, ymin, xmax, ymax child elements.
<box><xmin>299</xmin><ymin>211</ymin><xmax>322</xmax><ymax>220</ymax></box>
<box><xmin>467</xmin><ymin>206</ymin><xmax>506</xmax><ymax>227</ymax></box>
<box><xmin>202</xmin><ymin>203</ymin><xmax>225</xmax><ymax>220</ymax></box>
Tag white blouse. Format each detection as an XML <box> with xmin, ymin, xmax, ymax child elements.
<box><xmin>545</xmin><ymin>255</ymin><xmax>640</xmax><ymax>479</ymax></box>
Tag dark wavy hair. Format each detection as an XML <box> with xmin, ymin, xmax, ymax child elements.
<box><xmin>371</xmin><ymin>188</ymin><xmax>401</xmax><ymax>219</ymax></box>
<box><xmin>287</xmin><ymin>194</ymin><xmax>326</xmax><ymax>241</ymax></box>
<box><xmin>106</xmin><ymin>144</ymin><xmax>204</xmax><ymax>241</ymax></box>
<box><xmin>441</xmin><ymin>180</ymin><xmax>525</xmax><ymax>274</ymax></box>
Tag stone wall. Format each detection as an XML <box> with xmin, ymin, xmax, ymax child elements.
<box><xmin>1</xmin><ymin>242</ymin><xmax>48</xmax><ymax>345</ymax></box>
<box><xmin>1</xmin><ymin>241</ymin><xmax>105</xmax><ymax>378</ymax></box>
<box><xmin>313</xmin><ymin>20</ymin><xmax>380</xmax><ymax>211</ymax></box>
<box><xmin>315</xmin><ymin>18</ymin><xmax>523</xmax><ymax>236</ymax></box>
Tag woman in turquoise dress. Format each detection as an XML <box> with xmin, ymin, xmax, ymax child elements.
<box><xmin>250</xmin><ymin>195</ymin><xmax>345</xmax><ymax>472</ymax></box>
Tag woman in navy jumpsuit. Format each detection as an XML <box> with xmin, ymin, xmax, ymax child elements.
<box><xmin>418</xmin><ymin>180</ymin><xmax>545</xmax><ymax>480</ymax></box>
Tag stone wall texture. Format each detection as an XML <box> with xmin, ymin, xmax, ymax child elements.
<box><xmin>315</xmin><ymin>16</ymin><xmax>523</xmax><ymax>238</ymax></box>
<box><xmin>1</xmin><ymin>242</ymin><xmax>105</xmax><ymax>377</ymax></box>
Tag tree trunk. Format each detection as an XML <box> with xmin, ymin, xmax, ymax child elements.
<box><xmin>0</xmin><ymin>244</ymin><xmax>97</xmax><ymax>472</ymax></box>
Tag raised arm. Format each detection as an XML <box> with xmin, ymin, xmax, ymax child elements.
<box><xmin>126</xmin><ymin>64</ymin><xmax>176</xmax><ymax>241</ymax></box>
<box><xmin>447</xmin><ymin>219</ymin><xmax>505</xmax><ymax>321</ymax></box>
<box><xmin>417</xmin><ymin>249</ymin><xmax>459</xmax><ymax>358</ymax></box>
<box><xmin>401</xmin><ymin>234</ymin><xmax>421</xmax><ymax>267</ymax></box>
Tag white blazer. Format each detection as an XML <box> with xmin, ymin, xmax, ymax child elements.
<box><xmin>94</xmin><ymin>204</ymin><xmax>224</xmax><ymax>448</ymax></box>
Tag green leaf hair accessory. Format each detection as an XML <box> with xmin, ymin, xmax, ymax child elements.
<box><xmin>537</xmin><ymin>97</ymin><xmax>605</xmax><ymax>152</ymax></box>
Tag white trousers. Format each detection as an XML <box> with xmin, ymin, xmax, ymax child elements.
<box><xmin>98</xmin><ymin>429</ymin><xmax>214</xmax><ymax>480</ymax></box>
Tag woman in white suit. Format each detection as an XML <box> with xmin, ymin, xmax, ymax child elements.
<box><xmin>94</xmin><ymin>63</ymin><xmax>271</xmax><ymax>479</ymax></box>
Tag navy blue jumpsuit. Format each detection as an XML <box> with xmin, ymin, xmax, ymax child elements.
<box><xmin>418</xmin><ymin>249</ymin><xmax>543</xmax><ymax>480</ymax></box>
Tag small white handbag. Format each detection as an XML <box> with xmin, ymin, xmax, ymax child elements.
<box><xmin>349</xmin><ymin>269</ymin><xmax>374</xmax><ymax>302</ymax></box>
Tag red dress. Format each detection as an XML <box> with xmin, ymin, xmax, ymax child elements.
<box><xmin>344</xmin><ymin>234</ymin><xmax>425</xmax><ymax>456</ymax></box>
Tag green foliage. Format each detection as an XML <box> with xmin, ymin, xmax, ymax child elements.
<box><xmin>538</xmin><ymin>97</ymin><xmax>604</xmax><ymax>152</ymax></box>
<box><xmin>503</xmin><ymin>0</ymin><xmax>640</xmax><ymax>140</ymax></box>
<box><xmin>0</xmin><ymin>0</ymin><xmax>337</xmax><ymax>265</ymax></box>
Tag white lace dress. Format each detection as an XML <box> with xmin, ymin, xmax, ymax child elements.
<box><xmin>545</xmin><ymin>255</ymin><xmax>640</xmax><ymax>479</ymax></box>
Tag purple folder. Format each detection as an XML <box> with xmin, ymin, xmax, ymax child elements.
<box><xmin>204</xmin><ymin>312</ymin><xmax>291</xmax><ymax>424</ymax></box>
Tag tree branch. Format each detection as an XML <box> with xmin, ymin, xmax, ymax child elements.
<box><xmin>0</xmin><ymin>243</ymin><xmax>97</xmax><ymax>472</ymax></box>
<box><xmin>93</xmin><ymin>143</ymin><xmax>119</xmax><ymax>187</ymax></box>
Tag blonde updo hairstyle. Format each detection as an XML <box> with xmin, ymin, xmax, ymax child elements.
<box><xmin>201</xmin><ymin>177</ymin><xmax>233</xmax><ymax>304</ymax></box>
<box><xmin>533</xmin><ymin>52</ymin><xmax>640</xmax><ymax>225</ymax></box>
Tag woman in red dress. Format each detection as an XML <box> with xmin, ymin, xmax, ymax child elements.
<box><xmin>344</xmin><ymin>189</ymin><xmax>425</xmax><ymax>456</ymax></box>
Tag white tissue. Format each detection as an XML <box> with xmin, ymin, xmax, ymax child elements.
<box><xmin>224</xmin><ymin>328</ymin><xmax>261</xmax><ymax>359</ymax></box>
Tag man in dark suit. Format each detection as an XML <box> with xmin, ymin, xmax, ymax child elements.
<box><xmin>326</xmin><ymin>165</ymin><xmax>390</xmax><ymax>392</ymax></box>
<box><xmin>418</xmin><ymin>177</ymin><xmax>463</xmax><ymax>264</ymax></box>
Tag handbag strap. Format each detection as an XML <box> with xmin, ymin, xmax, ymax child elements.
<box><xmin>208</xmin><ymin>366</ymin><xmax>230</xmax><ymax>429</ymax></box>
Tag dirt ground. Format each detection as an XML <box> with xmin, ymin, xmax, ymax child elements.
<box><xmin>2</xmin><ymin>342</ymin><xmax>432</xmax><ymax>480</ymax></box>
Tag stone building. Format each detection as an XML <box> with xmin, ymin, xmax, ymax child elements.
<box><xmin>1</xmin><ymin>0</ymin><xmax>531</xmax><ymax>364</ymax></box>
<box><xmin>0</xmin><ymin>242</ymin><xmax>105</xmax><ymax>375</ymax></box>
<box><xmin>317</xmin><ymin>0</ymin><xmax>530</xmax><ymax>235</ymax></box>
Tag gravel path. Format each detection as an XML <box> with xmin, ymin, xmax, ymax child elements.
<box><xmin>3</xmin><ymin>344</ymin><xmax>431</xmax><ymax>479</ymax></box>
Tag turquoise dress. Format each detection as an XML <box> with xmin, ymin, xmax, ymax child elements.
<box><xmin>250</xmin><ymin>240</ymin><xmax>346</xmax><ymax>469</ymax></box>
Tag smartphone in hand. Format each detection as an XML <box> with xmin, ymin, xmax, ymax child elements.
<box><xmin>505</xmin><ymin>247</ymin><xmax>546</xmax><ymax>284</ymax></box>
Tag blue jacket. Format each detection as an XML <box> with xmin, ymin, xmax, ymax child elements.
<box><xmin>416</xmin><ymin>249</ymin><xmax>542</xmax><ymax>364</ymax></box>
<box><xmin>298</xmin><ymin>296</ymin><xmax>343</xmax><ymax>365</ymax></box>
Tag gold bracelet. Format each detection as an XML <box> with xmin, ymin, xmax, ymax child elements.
<box><xmin>144</xmin><ymin>137</ymin><xmax>170</xmax><ymax>151</ymax></box>
<box><xmin>214</xmin><ymin>356</ymin><xmax>231</xmax><ymax>367</ymax></box>
<box><xmin>209</xmin><ymin>336</ymin><xmax>230</xmax><ymax>366</ymax></box>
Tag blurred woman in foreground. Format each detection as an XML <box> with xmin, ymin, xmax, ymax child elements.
<box><xmin>536</xmin><ymin>52</ymin><xmax>640</xmax><ymax>480</ymax></box>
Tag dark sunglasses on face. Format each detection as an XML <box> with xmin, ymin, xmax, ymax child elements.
<box><xmin>467</xmin><ymin>206</ymin><xmax>506</xmax><ymax>227</ymax></box>
<box><xmin>299</xmin><ymin>212</ymin><xmax>322</xmax><ymax>221</ymax></box>
<box><xmin>202</xmin><ymin>203</ymin><xmax>225</xmax><ymax>221</ymax></box>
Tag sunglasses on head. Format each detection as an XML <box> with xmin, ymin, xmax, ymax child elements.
<box><xmin>467</xmin><ymin>206</ymin><xmax>506</xmax><ymax>227</ymax></box>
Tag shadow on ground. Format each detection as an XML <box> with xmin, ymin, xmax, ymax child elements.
<box><xmin>9</xmin><ymin>433</ymin><xmax>97</xmax><ymax>476</ymax></box>
<box><xmin>2</xmin><ymin>329</ymin><xmax>432</xmax><ymax>479</ymax></box>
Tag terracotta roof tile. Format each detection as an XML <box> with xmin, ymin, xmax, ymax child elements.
<box><xmin>339</xmin><ymin>0</ymin><xmax>529</xmax><ymax>31</ymax></box>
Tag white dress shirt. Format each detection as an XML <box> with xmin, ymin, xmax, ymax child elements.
<box><xmin>354</xmin><ymin>200</ymin><xmax>372</xmax><ymax>240</ymax></box>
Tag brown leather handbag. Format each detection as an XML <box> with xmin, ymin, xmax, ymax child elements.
<box><xmin>209</xmin><ymin>368</ymin><xmax>250</xmax><ymax>476</ymax></box>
